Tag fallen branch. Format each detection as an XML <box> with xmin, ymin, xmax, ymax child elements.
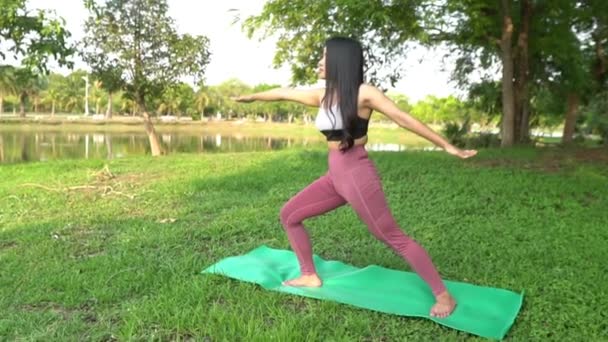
<box><xmin>18</xmin><ymin>165</ymin><xmax>135</xmax><ymax>199</ymax></box>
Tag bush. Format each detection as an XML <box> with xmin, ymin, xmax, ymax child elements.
<box><xmin>466</xmin><ymin>132</ymin><xmax>502</xmax><ymax>148</ymax></box>
<box><xmin>443</xmin><ymin>119</ymin><xmax>470</xmax><ymax>148</ymax></box>
<box><xmin>443</xmin><ymin>119</ymin><xmax>502</xmax><ymax>148</ymax></box>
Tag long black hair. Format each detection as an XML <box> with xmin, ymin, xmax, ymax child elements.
<box><xmin>322</xmin><ymin>36</ymin><xmax>365</xmax><ymax>151</ymax></box>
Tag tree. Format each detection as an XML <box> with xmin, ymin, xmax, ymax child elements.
<box><xmin>157</xmin><ymin>82</ymin><xmax>195</xmax><ymax>117</ymax></box>
<box><xmin>13</xmin><ymin>67</ymin><xmax>44</xmax><ymax>117</ymax></box>
<box><xmin>194</xmin><ymin>87</ymin><xmax>210</xmax><ymax>120</ymax></box>
<box><xmin>1</xmin><ymin>0</ymin><xmax>73</xmax><ymax>116</ymax></box>
<box><xmin>58</xmin><ymin>70</ymin><xmax>88</xmax><ymax>113</ymax></box>
<box><xmin>1</xmin><ymin>0</ymin><xmax>74</xmax><ymax>71</ymax></box>
<box><xmin>214</xmin><ymin>78</ymin><xmax>251</xmax><ymax>119</ymax></box>
<box><xmin>581</xmin><ymin>90</ymin><xmax>608</xmax><ymax>145</ymax></box>
<box><xmin>91</xmin><ymin>67</ymin><xmax>124</xmax><ymax>119</ymax></box>
<box><xmin>243</xmin><ymin>0</ymin><xmax>424</xmax><ymax>87</ymax></box>
<box><xmin>41</xmin><ymin>73</ymin><xmax>64</xmax><ymax>116</ymax></box>
<box><xmin>0</xmin><ymin>65</ymin><xmax>17</xmax><ymax>114</ymax></box>
<box><xmin>426</xmin><ymin>1</ymin><xmax>588</xmax><ymax>146</ymax></box>
<box><xmin>82</xmin><ymin>0</ymin><xmax>211</xmax><ymax>156</ymax></box>
<box><xmin>571</xmin><ymin>0</ymin><xmax>608</xmax><ymax>145</ymax></box>
<box><xmin>243</xmin><ymin>0</ymin><xmax>534</xmax><ymax>140</ymax></box>
<box><xmin>243</xmin><ymin>0</ymin><xmax>595</xmax><ymax>147</ymax></box>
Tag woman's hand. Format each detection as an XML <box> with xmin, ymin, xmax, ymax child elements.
<box><xmin>231</xmin><ymin>95</ymin><xmax>255</xmax><ymax>103</ymax></box>
<box><xmin>444</xmin><ymin>145</ymin><xmax>478</xmax><ymax>159</ymax></box>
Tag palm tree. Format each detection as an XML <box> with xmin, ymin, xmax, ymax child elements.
<box><xmin>42</xmin><ymin>87</ymin><xmax>61</xmax><ymax>117</ymax></box>
<box><xmin>59</xmin><ymin>71</ymin><xmax>88</xmax><ymax>113</ymax></box>
<box><xmin>89</xmin><ymin>79</ymin><xmax>104</xmax><ymax>115</ymax></box>
<box><xmin>13</xmin><ymin>68</ymin><xmax>44</xmax><ymax>117</ymax></box>
<box><xmin>0</xmin><ymin>65</ymin><xmax>17</xmax><ymax>115</ymax></box>
<box><xmin>42</xmin><ymin>73</ymin><xmax>66</xmax><ymax>116</ymax></box>
<box><xmin>195</xmin><ymin>88</ymin><xmax>210</xmax><ymax>120</ymax></box>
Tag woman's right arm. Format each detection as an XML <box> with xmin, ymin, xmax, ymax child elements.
<box><xmin>233</xmin><ymin>87</ymin><xmax>323</xmax><ymax>107</ymax></box>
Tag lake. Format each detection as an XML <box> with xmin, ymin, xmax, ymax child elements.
<box><xmin>0</xmin><ymin>126</ymin><xmax>432</xmax><ymax>164</ymax></box>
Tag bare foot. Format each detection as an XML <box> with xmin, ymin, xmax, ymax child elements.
<box><xmin>430</xmin><ymin>291</ymin><xmax>457</xmax><ymax>318</ymax></box>
<box><xmin>282</xmin><ymin>274</ymin><xmax>322</xmax><ymax>287</ymax></box>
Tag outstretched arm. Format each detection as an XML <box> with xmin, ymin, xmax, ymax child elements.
<box><xmin>361</xmin><ymin>84</ymin><xmax>477</xmax><ymax>159</ymax></box>
<box><xmin>233</xmin><ymin>87</ymin><xmax>323</xmax><ymax>107</ymax></box>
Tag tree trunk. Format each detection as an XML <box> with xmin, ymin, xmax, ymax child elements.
<box><xmin>143</xmin><ymin>112</ymin><xmax>162</xmax><ymax>156</ymax></box>
<box><xmin>138</xmin><ymin>98</ymin><xmax>162</xmax><ymax>156</ymax></box>
<box><xmin>51</xmin><ymin>101</ymin><xmax>55</xmax><ymax>117</ymax></box>
<box><xmin>561</xmin><ymin>93</ymin><xmax>580</xmax><ymax>145</ymax></box>
<box><xmin>500</xmin><ymin>0</ymin><xmax>515</xmax><ymax>147</ymax></box>
<box><xmin>34</xmin><ymin>98</ymin><xmax>39</xmax><ymax>114</ymax></box>
<box><xmin>0</xmin><ymin>96</ymin><xmax>3</xmax><ymax>115</ymax></box>
<box><xmin>19</xmin><ymin>92</ymin><xmax>26</xmax><ymax>118</ymax></box>
<box><xmin>513</xmin><ymin>0</ymin><xmax>532</xmax><ymax>144</ymax></box>
<box><xmin>133</xmin><ymin>29</ymin><xmax>160</xmax><ymax>154</ymax></box>
<box><xmin>106</xmin><ymin>92</ymin><xmax>113</xmax><ymax>119</ymax></box>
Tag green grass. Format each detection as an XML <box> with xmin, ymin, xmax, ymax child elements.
<box><xmin>1</xmin><ymin>147</ymin><xmax>607</xmax><ymax>340</ymax></box>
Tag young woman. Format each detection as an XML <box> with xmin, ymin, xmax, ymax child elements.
<box><xmin>234</xmin><ymin>37</ymin><xmax>477</xmax><ymax>318</ymax></box>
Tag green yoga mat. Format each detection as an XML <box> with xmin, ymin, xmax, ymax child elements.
<box><xmin>202</xmin><ymin>245</ymin><xmax>524</xmax><ymax>340</ymax></box>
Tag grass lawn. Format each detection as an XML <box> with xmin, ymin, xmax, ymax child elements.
<box><xmin>1</xmin><ymin>146</ymin><xmax>607</xmax><ymax>340</ymax></box>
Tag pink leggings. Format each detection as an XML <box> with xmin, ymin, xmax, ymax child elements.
<box><xmin>279</xmin><ymin>145</ymin><xmax>446</xmax><ymax>296</ymax></box>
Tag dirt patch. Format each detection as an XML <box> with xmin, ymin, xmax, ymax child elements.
<box><xmin>568</xmin><ymin>148</ymin><xmax>608</xmax><ymax>163</ymax></box>
<box><xmin>282</xmin><ymin>296</ymin><xmax>310</xmax><ymax>312</ymax></box>
<box><xmin>472</xmin><ymin>158</ymin><xmax>564</xmax><ymax>173</ymax></box>
<box><xmin>21</xmin><ymin>300</ymin><xmax>98</xmax><ymax>322</ymax></box>
<box><xmin>21</xmin><ymin>302</ymin><xmax>75</xmax><ymax>320</ymax></box>
<box><xmin>471</xmin><ymin>148</ymin><xmax>608</xmax><ymax>173</ymax></box>
<box><xmin>0</xmin><ymin>240</ymin><xmax>17</xmax><ymax>251</ymax></box>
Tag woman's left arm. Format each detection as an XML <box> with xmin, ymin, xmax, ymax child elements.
<box><xmin>361</xmin><ymin>84</ymin><xmax>477</xmax><ymax>159</ymax></box>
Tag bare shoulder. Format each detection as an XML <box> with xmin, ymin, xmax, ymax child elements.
<box><xmin>359</xmin><ymin>83</ymin><xmax>386</xmax><ymax>105</ymax></box>
<box><xmin>357</xmin><ymin>83</ymin><xmax>403</xmax><ymax>120</ymax></box>
<box><xmin>359</xmin><ymin>83</ymin><xmax>384</xmax><ymax>100</ymax></box>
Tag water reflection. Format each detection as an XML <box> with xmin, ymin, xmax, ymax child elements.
<box><xmin>0</xmin><ymin>129</ymin><xmax>428</xmax><ymax>164</ymax></box>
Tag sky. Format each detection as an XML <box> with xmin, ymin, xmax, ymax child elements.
<box><xmin>25</xmin><ymin>0</ymin><xmax>462</xmax><ymax>103</ymax></box>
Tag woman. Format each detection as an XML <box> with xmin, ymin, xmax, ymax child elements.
<box><xmin>234</xmin><ymin>37</ymin><xmax>477</xmax><ymax>318</ymax></box>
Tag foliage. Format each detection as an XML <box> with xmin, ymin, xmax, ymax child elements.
<box><xmin>581</xmin><ymin>90</ymin><xmax>608</xmax><ymax>145</ymax></box>
<box><xmin>0</xmin><ymin>0</ymin><xmax>74</xmax><ymax>72</ymax></box>
<box><xmin>243</xmin><ymin>0</ymin><xmax>425</xmax><ymax>87</ymax></box>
